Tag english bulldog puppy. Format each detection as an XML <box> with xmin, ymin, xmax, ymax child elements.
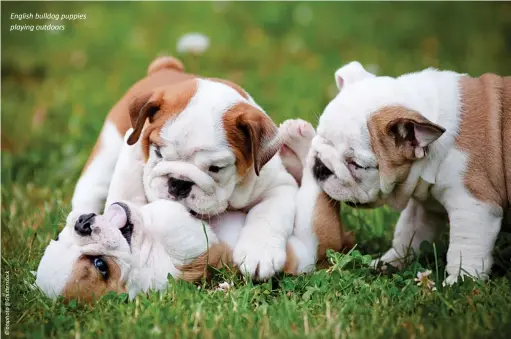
<box><xmin>310</xmin><ymin>61</ymin><xmax>510</xmax><ymax>285</ymax></box>
<box><xmin>36</xmin><ymin>199</ymin><xmax>230</xmax><ymax>301</ymax></box>
<box><xmin>72</xmin><ymin>56</ymin><xmax>298</xmax><ymax>280</ymax></box>
<box><xmin>36</xmin><ymin>123</ymin><xmax>353</xmax><ymax>302</ymax></box>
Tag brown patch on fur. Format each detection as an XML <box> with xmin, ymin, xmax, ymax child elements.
<box><xmin>457</xmin><ymin>75</ymin><xmax>511</xmax><ymax>208</ymax></box>
<box><xmin>178</xmin><ymin>242</ymin><xmax>232</xmax><ymax>282</ymax></box>
<box><xmin>223</xmin><ymin>102</ymin><xmax>281</xmax><ymax>176</ymax></box>
<box><xmin>62</xmin><ymin>256</ymin><xmax>126</xmax><ymax>303</ymax></box>
<box><xmin>127</xmin><ymin>79</ymin><xmax>199</xmax><ymax>160</ymax></box>
<box><xmin>367</xmin><ymin>106</ymin><xmax>444</xmax><ymax>193</ymax></box>
<box><xmin>313</xmin><ymin>192</ymin><xmax>354</xmax><ymax>266</ymax></box>
<box><xmin>208</xmin><ymin>78</ymin><xmax>249</xmax><ymax>99</ymax></box>
<box><xmin>81</xmin><ymin>62</ymin><xmax>196</xmax><ymax>172</ymax></box>
<box><xmin>148</xmin><ymin>56</ymin><xmax>184</xmax><ymax>75</ymax></box>
<box><xmin>282</xmin><ymin>243</ymin><xmax>299</xmax><ymax>275</ymax></box>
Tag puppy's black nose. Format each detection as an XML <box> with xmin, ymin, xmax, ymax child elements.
<box><xmin>313</xmin><ymin>157</ymin><xmax>333</xmax><ymax>181</ymax></box>
<box><xmin>74</xmin><ymin>213</ymin><xmax>95</xmax><ymax>236</ymax></box>
<box><xmin>168</xmin><ymin>177</ymin><xmax>194</xmax><ymax>199</ymax></box>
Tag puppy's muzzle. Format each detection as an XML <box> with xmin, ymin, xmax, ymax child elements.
<box><xmin>168</xmin><ymin>177</ymin><xmax>194</xmax><ymax>199</ymax></box>
<box><xmin>74</xmin><ymin>213</ymin><xmax>96</xmax><ymax>236</ymax></box>
<box><xmin>313</xmin><ymin>157</ymin><xmax>333</xmax><ymax>181</ymax></box>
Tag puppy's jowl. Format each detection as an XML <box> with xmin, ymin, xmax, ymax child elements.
<box><xmin>310</xmin><ymin>61</ymin><xmax>510</xmax><ymax>285</ymax></box>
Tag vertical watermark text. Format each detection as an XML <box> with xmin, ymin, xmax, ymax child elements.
<box><xmin>4</xmin><ymin>271</ymin><xmax>10</xmax><ymax>336</ymax></box>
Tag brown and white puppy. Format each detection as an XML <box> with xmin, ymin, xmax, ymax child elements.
<box><xmin>309</xmin><ymin>61</ymin><xmax>510</xmax><ymax>285</ymax></box>
<box><xmin>36</xmin><ymin>122</ymin><xmax>353</xmax><ymax>302</ymax></box>
<box><xmin>72</xmin><ymin>56</ymin><xmax>298</xmax><ymax>280</ymax></box>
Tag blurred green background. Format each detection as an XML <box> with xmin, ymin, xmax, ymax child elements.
<box><xmin>2</xmin><ymin>2</ymin><xmax>511</xmax><ymax>338</ymax></box>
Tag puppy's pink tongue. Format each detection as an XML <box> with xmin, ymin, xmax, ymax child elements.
<box><xmin>104</xmin><ymin>204</ymin><xmax>128</xmax><ymax>229</ymax></box>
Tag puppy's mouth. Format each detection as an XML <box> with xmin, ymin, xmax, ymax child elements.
<box><xmin>188</xmin><ymin>208</ymin><xmax>212</xmax><ymax>220</ymax></box>
<box><xmin>113</xmin><ymin>202</ymin><xmax>134</xmax><ymax>247</ymax></box>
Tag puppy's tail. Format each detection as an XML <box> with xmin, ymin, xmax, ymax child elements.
<box><xmin>147</xmin><ymin>55</ymin><xmax>184</xmax><ymax>75</ymax></box>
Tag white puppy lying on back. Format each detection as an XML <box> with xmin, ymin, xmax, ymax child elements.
<box><xmin>37</xmin><ymin>123</ymin><xmax>353</xmax><ymax>302</ymax></box>
<box><xmin>309</xmin><ymin>61</ymin><xmax>510</xmax><ymax>285</ymax></box>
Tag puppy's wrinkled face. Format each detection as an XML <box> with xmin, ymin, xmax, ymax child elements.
<box><xmin>310</xmin><ymin>62</ymin><xmax>445</xmax><ymax>205</ymax></box>
<box><xmin>36</xmin><ymin>205</ymin><xmax>131</xmax><ymax>302</ymax></box>
<box><xmin>128</xmin><ymin>78</ymin><xmax>281</xmax><ymax>215</ymax></box>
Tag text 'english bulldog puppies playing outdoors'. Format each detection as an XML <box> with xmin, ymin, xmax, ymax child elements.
<box><xmin>310</xmin><ymin>61</ymin><xmax>510</xmax><ymax>286</ymax></box>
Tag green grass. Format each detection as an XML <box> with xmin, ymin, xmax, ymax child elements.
<box><xmin>2</xmin><ymin>2</ymin><xmax>511</xmax><ymax>338</ymax></box>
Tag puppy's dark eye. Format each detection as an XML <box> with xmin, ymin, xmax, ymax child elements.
<box><xmin>154</xmin><ymin>146</ymin><xmax>162</xmax><ymax>158</ymax></box>
<box><xmin>92</xmin><ymin>257</ymin><xmax>109</xmax><ymax>280</ymax></box>
<box><xmin>208</xmin><ymin>165</ymin><xmax>223</xmax><ymax>173</ymax></box>
<box><xmin>349</xmin><ymin>160</ymin><xmax>370</xmax><ymax>170</ymax></box>
<box><xmin>351</xmin><ymin>161</ymin><xmax>363</xmax><ymax>169</ymax></box>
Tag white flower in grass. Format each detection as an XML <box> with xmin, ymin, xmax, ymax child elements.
<box><xmin>177</xmin><ymin>33</ymin><xmax>210</xmax><ymax>55</ymax></box>
<box><xmin>150</xmin><ymin>325</ymin><xmax>162</xmax><ymax>335</ymax></box>
<box><xmin>216</xmin><ymin>281</ymin><xmax>233</xmax><ymax>292</ymax></box>
<box><xmin>415</xmin><ymin>270</ymin><xmax>437</xmax><ymax>291</ymax></box>
<box><xmin>293</xmin><ymin>4</ymin><xmax>313</xmax><ymax>26</ymax></box>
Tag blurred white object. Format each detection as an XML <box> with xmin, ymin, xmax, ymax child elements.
<box><xmin>216</xmin><ymin>281</ymin><xmax>233</xmax><ymax>292</ymax></box>
<box><xmin>293</xmin><ymin>4</ymin><xmax>313</xmax><ymax>26</ymax></box>
<box><xmin>177</xmin><ymin>33</ymin><xmax>210</xmax><ymax>54</ymax></box>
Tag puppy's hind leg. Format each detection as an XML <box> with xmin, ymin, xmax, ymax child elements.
<box><xmin>72</xmin><ymin>122</ymin><xmax>124</xmax><ymax>214</ymax></box>
<box><xmin>443</xmin><ymin>200</ymin><xmax>502</xmax><ymax>286</ymax></box>
<box><xmin>105</xmin><ymin>129</ymin><xmax>147</xmax><ymax>208</ymax></box>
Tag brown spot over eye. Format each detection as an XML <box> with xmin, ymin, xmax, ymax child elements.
<box><xmin>62</xmin><ymin>256</ymin><xmax>126</xmax><ymax>303</ymax></box>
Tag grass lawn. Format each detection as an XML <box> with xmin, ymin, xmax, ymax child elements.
<box><xmin>2</xmin><ymin>2</ymin><xmax>511</xmax><ymax>338</ymax></box>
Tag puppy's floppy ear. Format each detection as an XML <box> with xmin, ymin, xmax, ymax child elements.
<box><xmin>127</xmin><ymin>91</ymin><xmax>164</xmax><ymax>145</ymax></box>
<box><xmin>386</xmin><ymin>115</ymin><xmax>445</xmax><ymax>159</ymax></box>
<box><xmin>224</xmin><ymin>103</ymin><xmax>282</xmax><ymax>176</ymax></box>
<box><xmin>335</xmin><ymin>61</ymin><xmax>376</xmax><ymax>91</ymax></box>
<box><xmin>242</xmin><ymin>115</ymin><xmax>281</xmax><ymax>176</ymax></box>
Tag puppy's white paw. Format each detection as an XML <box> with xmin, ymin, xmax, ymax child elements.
<box><xmin>442</xmin><ymin>271</ymin><xmax>488</xmax><ymax>287</ymax></box>
<box><xmin>233</xmin><ymin>237</ymin><xmax>287</xmax><ymax>281</ymax></box>
<box><xmin>442</xmin><ymin>274</ymin><xmax>463</xmax><ymax>287</ymax></box>
<box><xmin>279</xmin><ymin>119</ymin><xmax>315</xmax><ymax>165</ymax></box>
<box><xmin>371</xmin><ymin>248</ymin><xmax>406</xmax><ymax>271</ymax></box>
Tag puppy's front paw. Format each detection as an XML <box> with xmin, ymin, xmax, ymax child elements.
<box><xmin>442</xmin><ymin>271</ymin><xmax>488</xmax><ymax>287</ymax></box>
<box><xmin>442</xmin><ymin>274</ymin><xmax>463</xmax><ymax>287</ymax></box>
<box><xmin>279</xmin><ymin>119</ymin><xmax>315</xmax><ymax>165</ymax></box>
<box><xmin>233</xmin><ymin>238</ymin><xmax>287</xmax><ymax>281</ymax></box>
<box><xmin>371</xmin><ymin>248</ymin><xmax>406</xmax><ymax>271</ymax></box>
